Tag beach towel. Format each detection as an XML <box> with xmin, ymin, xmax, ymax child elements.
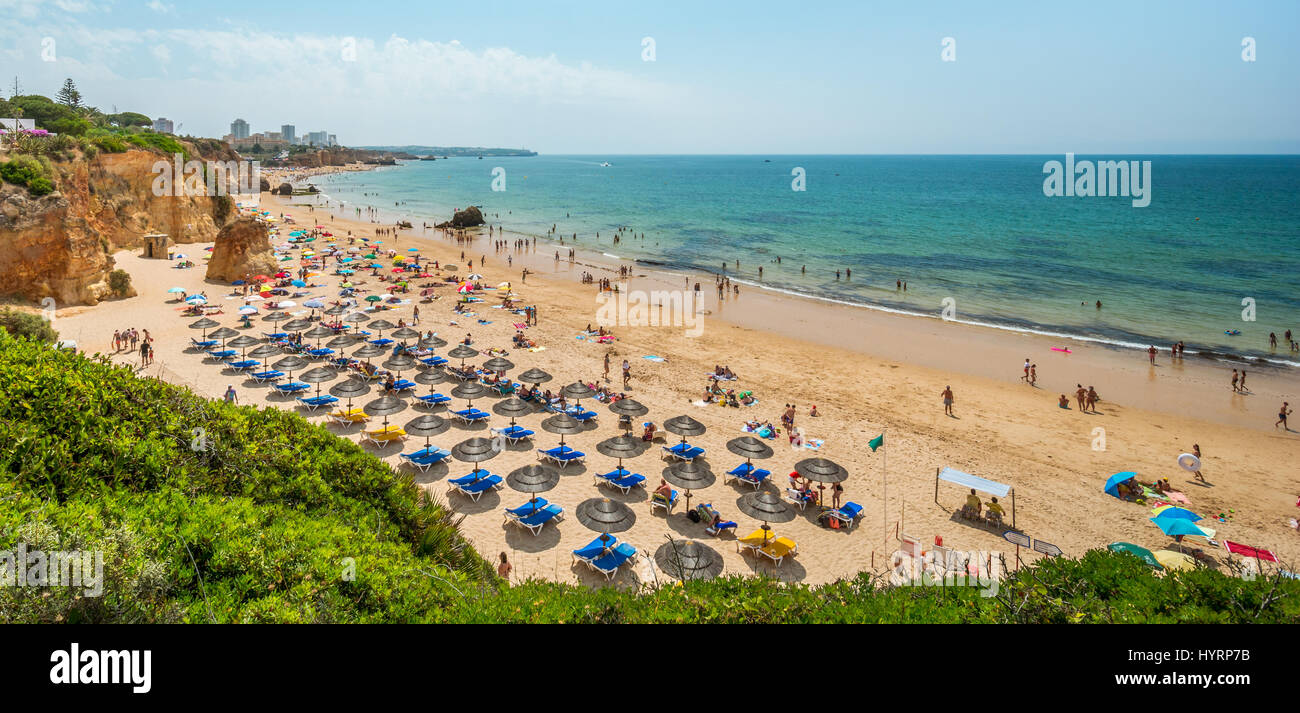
<box><xmin>1165</xmin><ymin>490</ymin><xmax>1190</xmax><ymax>504</ymax></box>
<box><xmin>801</xmin><ymin>439</ymin><xmax>825</xmax><ymax>450</ymax></box>
<box><xmin>643</xmin><ymin>355</ymin><xmax>666</xmax><ymax>362</ymax></box>
<box><xmin>513</xmin><ymin>323</ymin><xmax>528</xmax><ymax>329</ymax></box>
<box><xmin>528</xmin><ymin>347</ymin><xmax>547</xmax><ymax>352</ymax></box>
<box><xmin>477</xmin><ymin>319</ymin><xmax>492</xmax><ymax>324</ymax></box>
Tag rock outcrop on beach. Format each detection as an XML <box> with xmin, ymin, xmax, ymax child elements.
<box><xmin>436</xmin><ymin>206</ymin><xmax>485</xmax><ymax>229</ymax></box>
<box><xmin>0</xmin><ymin>144</ymin><xmax>237</xmax><ymax>305</ymax></box>
<box><xmin>205</xmin><ymin>217</ymin><xmax>278</xmax><ymax>283</ymax></box>
<box><xmin>260</xmin><ymin>177</ymin><xmax>271</xmax><ymax>192</ymax></box>
<box><xmin>276</xmin><ymin>182</ymin><xmax>292</xmax><ymax>195</ymax></box>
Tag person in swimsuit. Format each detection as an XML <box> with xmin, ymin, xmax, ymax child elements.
<box><xmin>1277</xmin><ymin>402</ymin><xmax>1293</xmax><ymax>430</ymax></box>
<box><xmin>941</xmin><ymin>386</ymin><xmax>954</xmax><ymax>416</ymax></box>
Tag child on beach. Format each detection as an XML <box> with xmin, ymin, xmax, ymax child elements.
<box><xmin>1058</xmin><ymin>394</ymin><xmax>1070</xmax><ymax>409</ymax></box>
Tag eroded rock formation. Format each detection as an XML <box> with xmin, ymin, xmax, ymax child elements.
<box><xmin>205</xmin><ymin>217</ymin><xmax>278</xmax><ymax>283</ymax></box>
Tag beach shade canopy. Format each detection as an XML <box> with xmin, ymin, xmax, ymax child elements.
<box><xmin>654</xmin><ymin>540</ymin><xmax>725</xmax><ymax>582</ymax></box>
<box><xmin>482</xmin><ymin>356</ymin><xmax>515</xmax><ymax>372</ymax></box>
<box><xmin>414</xmin><ymin>369</ymin><xmax>447</xmax><ymax>386</ymax></box>
<box><xmin>608</xmin><ymin>398</ymin><xmax>649</xmax><ymax>418</ymax></box>
<box><xmin>247</xmin><ymin>344</ymin><xmax>282</xmax><ymax>359</ymax></box>
<box><xmin>282</xmin><ymin>318</ymin><xmax>313</xmax><ymax>331</ymax></box>
<box><xmin>323</xmin><ymin>305</ymin><xmax>349</xmax><ymax>316</ymax></box>
<box><xmin>383</xmin><ymin>354</ymin><xmax>417</xmax><ymax>373</ymax></box>
<box><xmin>451</xmin><ymin>381</ymin><xmax>490</xmax><ymax>401</ymax></box>
<box><xmin>419</xmin><ymin>334</ymin><xmax>448</xmax><ymax>348</ymax></box>
<box><xmin>325</xmin><ymin>335</ymin><xmax>357</xmax><ymax>348</ymax></box>
<box><xmin>447</xmin><ymin>344</ymin><xmax>479</xmax><ymax>361</ymax></box>
<box><xmin>506</xmin><ymin>464</ymin><xmax>560</xmax><ymax>496</ymax></box>
<box><xmin>262</xmin><ymin>311</ymin><xmax>290</xmax><ymax>323</ymax></box>
<box><xmin>329</xmin><ymin>378</ymin><xmax>371</xmax><ymax>403</ymax></box>
<box><xmin>1153</xmin><ymin>550</ymin><xmax>1197</xmax><ymax>572</ymax></box>
<box><xmin>303</xmin><ymin>325</ymin><xmax>336</xmax><ymax>340</ymax></box>
<box><xmin>273</xmin><ymin>355</ymin><xmax>309</xmax><ymax>377</ymax></box>
<box><xmin>390</xmin><ymin>327</ymin><xmax>422</xmax><ymax>341</ymax></box>
<box><xmin>576</xmin><ymin>497</ymin><xmax>636</xmax><ymax>535</ymax></box>
<box><xmin>541</xmin><ymin>413</ymin><xmax>584</xmax><ymax>436</ymax></box>
<box><xmin>207</xmin><ymin>327</ymin><xmax>240</xmax><ymax>341</ymax></box>
<box><xmin>596</xmin><ymin>435</ymin><xmax>648</xmax><ymax>461</ymax></box>
<box><xmin>736</xmin><ymin>490</ymin><xmax>796</xmax><ymax>531</ymax></box>
<box><xmin>561</xmin><ymin>381</ymin><xmax>596</xmax><ymax>401</ymax></box>
<box><xmin>298</xmin><ymin>366</ymin><xmax>337</xmax><ymax>396</ymax></box>
<box><xmin>516</xmin><ymin>367</ymin><xmax>553</xmax><ymax>385</ymax></box>
<box><xmin>1151</xmin><ymin>517</ymin><xmax>1213</xmax><ymax>538</ymax></box>
<box><xmin>227</xmin><ymin>335</ymin><xmax>260</xmax><ymax>349</ymax></box>
<box><xmin>493</xmin><ymin>396</ymin><xmax>535</xmax><ymax>423</ymax></box>
<box><xmin>363</xmin><ymin>395</ymin><xmax>407</xmax><ymax>425</ymax></box>
<box><xmin>451</xmin><ymin>436</ymin><xmax>502</xmax><ymax>463</ymax></box>
<box><xmin>664</xmin><ymin>415</ymin><xmax>706</xmax><ymax>439</ymax></box>
<box><xmin>189</xmin><ymin>317</ymin><xmax>221</xmax><ymax>331</ymax></box>
<box><xmin>405</xmin><ymin>414</ymin><xmax>449</xmax><ymax>445</ymax></box>
<box><xmin>727</xmin><ymin>436</ymin><xmax>774</xmax><ymax>462</ymax></box>
<box><xmin>1151</xmin><ymin>506</ymin><xmax>1203</xmax><ymax>522</ymax></box>
<box><xmin>367</xmin><ymin>319</ymin><xmax>397</xmax><ymax>332</ymax></box>
<box><xmin>353</xmin><ymin>343</ymin><xmax>388</xmax><ymax>359</ymax></box>
<box><xmin>344</xmin><ymin>312</ymin><xmax>369</xmax><ymax>323</ymax></box>
<box><xmin>664</xmin><ymin>461</ymin><xmax>716</xmax><ymax>492</ymax></box>
<box><xmin>1107</xmin><ymin>542</ymin><xmax>1161</xmax><ymax>569</ymax></box>
<box><xmin>1104</xmin><ymin>471</ymin><xmax>1138</xmax><ymax>498</ymax></box>
<box><xmin>794</xmin><ymin>457</ymin><xmax>849</xmax><ymax>484</ymax></box>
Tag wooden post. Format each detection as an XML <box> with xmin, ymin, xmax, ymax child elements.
<box><xmin>1011</xmin><ymin>488</ymin><xmax>1017</xmax><ymax>530</ymax></box>
<box><xmin>934</xmin><ymin>467</ymin><xmax>940</xmax><ymax>504</ymax></box>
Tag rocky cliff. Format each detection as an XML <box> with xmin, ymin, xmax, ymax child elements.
<box><xmin>205</xmin><ymin>217</ymin><xmax>277</xmax><ymax>283</ymax></box>
<box><xmin>436</xmin><ymin>205</ymin><xmax>485</xmax><ymax>229</ymax></box>
<box><xmin>0</xmin><ymin>143</ymin><xmax>238</xmax><ymax>305</ymax></box>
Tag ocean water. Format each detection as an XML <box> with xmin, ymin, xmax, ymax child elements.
<box><xmin>308</xmin><ymin>155</ymin><xmax>1300</xmax><ymax>366</ymax></box>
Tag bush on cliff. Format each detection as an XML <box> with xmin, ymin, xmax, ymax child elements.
<box><xmin>0</xmin><ymin>155</ymin><xmax>56</xmax><ymax>196</ymax></box>
<box><xmin>0</xmin><ymin>309</ymin><xmax>58</xmax><ymax>343</ymax></box>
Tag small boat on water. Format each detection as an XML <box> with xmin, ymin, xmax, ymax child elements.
<box><xmin>600</xmin><ymin>161</ymin><xmax>612</xmax><ymax>167</ymax></box>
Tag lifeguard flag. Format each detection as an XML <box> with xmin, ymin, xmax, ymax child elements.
<box><xmin>868</xmin><ymin>433</ymin><xmax>884</xmax><ymax>451</ymax></box>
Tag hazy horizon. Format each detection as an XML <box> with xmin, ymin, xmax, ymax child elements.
<box><xmin>1</xmin><ymin>0</ymin><xmax>1297</xmax><ymax>153</ymax></box>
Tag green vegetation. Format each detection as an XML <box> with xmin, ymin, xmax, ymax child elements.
<box><xmin>0</xmin><ymin>154</ymin><xmax>56</xmax><ymax>196</ymax></box>
<box><xmin>108</xmin><ymin>269</ymin><xmax>132</xmax><ymax>297</ymax></box>
<box><xmin>0</xmin><ymin>309</ymin><xmax>57</xmax><ymax>343</ymax></box>
<box><xmin>0</xmin><ymin>332</ymin><xmax>1293</xmax><ymax>623</ymax></box>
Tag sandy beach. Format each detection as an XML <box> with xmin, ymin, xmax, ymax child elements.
<box><xmin>45</xmin><ymin>193</ymin><xmax>1300</xmax><ymax>586</ymax></box>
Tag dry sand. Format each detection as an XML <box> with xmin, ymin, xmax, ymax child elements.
<box><xmin>46</xmin><ymin>192</ymin><xmax>1300</xmax><ymax>588</ymax></box>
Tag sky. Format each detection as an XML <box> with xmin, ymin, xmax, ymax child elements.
<box><xmin>0</xmin><ymin>0</ymin><xmax>1297</xmax><ymax>153</ymax></box>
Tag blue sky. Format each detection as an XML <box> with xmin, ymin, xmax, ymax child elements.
<box><xmin>0</xmin><ymin>0</ymin><xmax>1296</xmax><ymax>153</ymax></box>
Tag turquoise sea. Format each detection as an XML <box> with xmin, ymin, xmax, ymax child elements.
<box><xmin>310</xmin><ymin>155</ymin><xmax>1300</xmax><ymax>366</ymax></box>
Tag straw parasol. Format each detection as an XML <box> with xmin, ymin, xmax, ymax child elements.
<box><xmin>272</xmin><ymin>355</ymin><xmax>308</xmax><ymax>379</ymax></box>
<box><xmin>227</xmin><ymin>335</ymin><xmax>260</xmax><ymax>358</ymax></box>
<box><xmin>404</xmin><ymin>413</ymin><xmax>449</xmax><ymax>448</ymax></box>
<box><xmin>383</xmin><ymin>353</ymin><xmax>417</xmax><ymax>376</ymax></box>
<box><xmin>664</xmin><ymin>414</ymin><xmax>706</xmax><ymax>447</ymax></box>
<box><xmin>576</xmin><ymin>497</ymin><xmax>636</xmax><ymax>550</ymax></box>
<box><xmin>447</xmin><ymin>344</ymin><xmax>479</xmax><ymax>364</ymax></box>
<box><xmin>419</xmin><ymin>334</ymin><xmax>448</xmax><ymax>349</ymax></box>
<box><xmin>390</xmin><ymin>327</ymin><xmax>422</xmax><ymax>342</ymax></box>
<box><xmin>493</xmin><ymin>396</ymin><xmax>535</xmax><ymax>426</ymax></box>
<box><xmin>451</xmin><ymin>380</ymin><xmax>490</xmax><ymax>407</ymax></box>
<box><xmin>261</xmin><ymin>311</ymin><xmax>290</xmax><ymax>324</ymax></box>
<box><xmin>298</xmin><ymin>366</ymin><xmax>337</xmax><ymax>397</ymax></box>
<box><xmin>727</xmin><ymin>436</ymin><xmax>774</xmax><ymax>464</ymax></box>
<box><xmin>325</xmin><ymin>335</ymin><xmax>356</xmax><ymax>349</ymax></box>
<box><xmin>303</xmin><ymin>325</ymin><xmax>335</xmax><ymax>344</ymax></box>
<box><xmin>596</xmin><ymin>435</ymin><xmax>647</xmax><ymax>473</ymax></box>
<box><xmin>363</xmin><ymin>394</ymin><xmax>407</xmax><ymax>427</ymax></box>
<box><xmin>282</xmin><ymin>318</ymin><xmax>313</xmax><ymax>331</ymax></box>
<box><xmin>207</xmin><ymin>327</ymin><xmax>240</xmax><ymax>346</ymax></box>
<box><xmin>451</xmin><ymin>436</ymin><xmax>502</xmax><ymax>464</ymax></box>
<box><xmin>353</xmin><ymin>343</ymin><xmax>388</xmax><ymax>359</ymax></box>
<box><xmin>329</xmin><ymin>378</ymin><xmax>371</xmax><ymax>408</ymax></box>
<box><xmin>189</xmin><ymin>317</ymin><xmax>220</xmax><ymax>337</ymax></box>
<box><xmin>736</xmin><ymin>490</ymin><xmax>795</xmax><ymax>545</ymax></box>
<box><xmin>482</xmin><ymin>356</ymin><xmax>515</xmax><ymax>373</ymax></box>
<box><xmin>561</xmin><ymin>381</ymin><xmax>596</xmax><ymax>403</ymax></box>
<box><xmin>663</xmin><ymin>461</ymin><xmax>715</xmax><ymax>510</ymax></box>
<box><xmin>608</xmin><ymin>398</ymin><xmax>649</xmax><ymax>433</ymax></box>
<box><xmin>247</xmin><ymin>344</ymin><xmax>282</xmax><ymax>359</ymax></box>
<box><xmin>794</xmin><ymin>457</ymin><xmax>849</xmax><ymax>505</ymax></box>
<box><xmin>654</xmin><ymin>539</ymin><xmax>725</xmax><ymax>581</ymax></box>
<box><xmin>344</xmin><ymin>311</ymin><xmax>369</xmax><ymax>324</ymax></box>
<box><xmin>323</xmin><ymin>305</ymin><xmax>349</xmax><ymax>316</ymax></box>
<box><xmin>541</xmin><ymin>413</ymin><xmax>584</xmax><ymax>446</ymax></box>
<box><xmin>517</xmin><ymin>367</ymin><xmax>553</xmax><ymax>385</ymax></box>
<box><xmin>415</xmin><ymin>368</ymin><xmax>447</xmax><ymax>385</ymax></box>
<box><xmin>367</xmin><ymin>318</ymin><xmax>397</xmax><ymax>335</ymax></box>
<box><xmin>506</xmin><ymin>463</ymin><xmax>560</xmax><ymax>514</ymax></box>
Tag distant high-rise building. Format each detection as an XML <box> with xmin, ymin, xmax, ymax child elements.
<box><xmin>328</xmin><ymin>134</ymin><xmax>337</xmax><ymax>147</ymax></box>
<box><xmin>305</xmin><ymin>130</ymin><xmax>331</xmax><ymax>147</ymax></box>
<box><xmin>152</xmin><ymin>117</ymin><xmax>174</xmax><ymax>134</ymax></box>
<box><xmin>281</xmin><ymin>124</ymin><xmax>296</xmax><ymax>144</ymax></box>
<box><xmin>230</xmin><ymin>118</ymin><xmax>250</xmax><ymax>139</ymax></box>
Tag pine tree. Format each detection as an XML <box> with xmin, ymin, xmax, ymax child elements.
<box><xmin>55</xmin><ymin>78</ymin><xmax>82</xmax><ymax>108</ymax></box>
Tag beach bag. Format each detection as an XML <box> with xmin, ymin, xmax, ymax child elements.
<box><xmin>687</xmin><ymin>509</ymin><xmax>700</xmax><ymax>523</ymax></box>
<box><xmin>829</xmin><ymin>517</ymin><xmax>841</xmax><ymax>530</ymax></box>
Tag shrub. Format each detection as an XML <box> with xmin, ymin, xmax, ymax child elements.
<box><xmin>108</xmin><ymin>269</ymin><xmax>132</xmax><ymax>296</ymax></box>
<box><xmin>0</xmin><ymin>154</ymin><xmax>56</xmax><ymax>195</ymax></box>
<box><xmin>0</xmin><ymin>308</ymin><xmax>58</xmax><ymax>343</ymax></box>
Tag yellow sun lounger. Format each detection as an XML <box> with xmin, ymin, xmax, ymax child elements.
<box><xmin>737</xmin><ymin>529</ymin><xmax>771</xmax><ymax>554</ymax></box>
<box><xmin>361</xmin><ymin>427</ymin><xmax>407</xmax><ymax>447</ymax></box>
<box><xmin>758</xmin><ymin>537</ymin><xmax>798</xmax><ymax>565</ymax></box>
<box><xmin>328</xmin><ymin>407</ymin><xmax>369</xmax><ymax>426</ymax></box>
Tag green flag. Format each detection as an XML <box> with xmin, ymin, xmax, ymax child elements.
<box><xmin>868</xmin><ymin>433</ymin><xmax>884</xmax><ymax>451</ymax></box>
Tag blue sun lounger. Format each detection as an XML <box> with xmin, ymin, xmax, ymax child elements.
<box><xmin>297</xmin><ymin>394</ymin><xmax>339</xmax><ymax>411</ymax></box>
<box><xmin>419</xmin><ymin>355</ymin><xmax>449</xmax><ymax>367</ymax></box>
<box><xmin>452</xmin><ymin>407</ymin><xmax>490</xmax><ymax>423</ymax></box>
<box><xmin>663</xmin><ymin>442</ymin><xmax>705</xmax><ymax>462</ymax></box>
<box><xmin>205</xmin><ymin>349</ymin><xmax>237</xmax><ymax>361</ymax></box>
<box><xmin>447</xmin><ymin>473</ymin><xmax>503</xmax><ymax>501</ymax></box>
<box><xmin>250</xmin><ymin>369</ymin><xmax>284</xmax><ymax>383</ymax></box>
<box><xmin>650</xmin><ymin>489</ymin><xmax>678</xmax><ymax>515</ymax></box>
<box><xmin>506</xmin><ymin>503</ymin><xmax>564</xmax><ymax>536</ymax></box>
<box><xmin>262</xmin><ymin>332</ymin><xmax>288</xmax><ymax>341</ymax></box>
<box><xmin>390</xmin><ymin>379</ymin><xmax>417</xmax><ymax>393</ymax></box>
<box><xmin>489</xmin><ymin>382</ymin><xmax>516</xmax><ymax>396</ymax></box>
<box><xmin>567</xmin><ymin>408</ymin><xmax>598</xmax><ymax>423</ymax></box>
<box><xmin>824</xmin><ymin>502</ymin><xmax>864</xmax><ymax>530</ymax></box>
<box><xmin>399</xmin><ymin>447</ymin><xmax>451</xmax><ymax>471</ymax></box>
<box><xmin>272</xmin><ymin>381</ymin><xmax>311</xmax><ymax>395</ymax></box>
<box><xmin>725</xmin><ymin>465</ymin><xmax>771</xmax><ymax>489</ymax></box>
<box><xmin>505</xmin><ymin>498</ymin><xmax>549</xmax><ymax>519</ymax></box>
<box><xmin>368</xmin><ymin>337</ymin><xmax>395</xmax><ymax>347</ymax></box>
<box><xmin>229</xmin><ymin>359</ymin><xmax>261</xmax><ymax>371</ymax></box>
<box><xmin>585</xmin><ymin>542</ymin><xmax>638</xmax><ymax>581</ymax></box>
<box><xmin>449</xmin><ymin>469</ymin><xmax>494</xmax><ymax>487</ymax></box>
<box><xmin>307</xmin><ymin>348</ymin><xmax>335</xmax><ymax>358</ymax></box>
<box><xmin>538</xmin><ymin>446</ymin><xmax>586</xmax><ymax>468</ymax></box>
<box><xmin>416</xmin><ymin>393</ymin><xmax>451</xmax><ymax>408</ymax></box>
<box><xmin>190</xmin><ymin>338</ymin><xmax>218</xmax><ymax>350</ymax></box>
<box><xmin>492</xmin><ymin>425</ymin><xmax>534</xmax><ymax>443</ymax></box>
<box><xmin>594</xmin><ymin>470</ymin><xmax>646</xmax><ymax>494</ymax></box>
<box><xmin>572</xmin><ymin>535</ymin><xmax>618</xmax><ymax>564</ymax></box>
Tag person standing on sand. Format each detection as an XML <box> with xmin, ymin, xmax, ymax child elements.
<box><xmin>1030</xmin><ymin>364</ymin><xmax>1037</xmax><ymax>386</ymax></box>
<box><xmin>1075</xmin><ymin>384</ymin><xmax>1087</xmax><ymax>411</ymax></box>
<box><xmin>1277</xmin><ymin>402</ymin><xmax>1292</xmax><ymax>430</ymax></box>
<box><xmin>1239</xmin><ymin>370</ymin><xmax>1248</xmax><ymax>392</ymax></box>
<box><xmin>1086</xmin><ymin>386</ymin><xmax>1099</xmax><ymax>412</ymax></box>
<box><xmin>622</xmin><ymin>359</ymin><xmax>631</xmax><ymax>389</ymax></box>
<box><xmin>941</xmin><ymin>385</ymin><xmax>955</xmax><ymax>416</ymax></box>
<box><xmin>604</xmin><ymin>352</ymin><xmax>611</xmax><ymax>382</ymax></box>
<box><xmin>1022</xmin><ymin>358</ymin><xmax>1030</xmax><ymax>382</ymax></box>
<box><xmin>412</xmin><ymin>305</ymin><xmax>419</xmax><ymax>325</ymax></box>
<box><xmin>1191</xmin><ymin>443</ymin><xmax>1205</xmax><ymax>482</ymax></box>
<box><xmin>224</xmin><ymin>385</ymin><xmax>238</xmax><ymax>404</ymax></box>
<box><xmin>497</xmin><ymin>552</ymin><xmax>512</xmax><ymax>580</ymax></box>
<box><xmin>1231</xmin><ymin>369</ymin><xmax>1239</xmax><ymax>392</ymax></box>
<box><xmin>1147</xmin><ymin>346</ymin><xmax>1157</xmax><ymax>364</ymax></box>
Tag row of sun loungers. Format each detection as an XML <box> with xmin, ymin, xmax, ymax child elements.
<box><xmin>571</xmin><ymin>535</ymin><xmax>639</xmax><ymax>580</ymax></box>
<box><xmin>538</xmin><ymin>445</ymin><xmax>585</xmax><ymax>467</ymax></box>
<box><xmin>504</xmin><ymin>500</ymin><xmax>565</xmax><ymax>536</ymax></box>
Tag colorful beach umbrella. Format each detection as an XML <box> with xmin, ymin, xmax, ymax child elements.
<box><xmin>1103</xmin><ymin>471</ymin><xmax>1137</xmax><ymax>498</ymax></box>
<box><xmin>1153</xmin><ymin>550</ymin><xmax>1196</xmax><ymax>572</ymax></box>
<box><xmin>1107</xmin><ymin>542</ymin><xmax>1161</xmax><ymax>569</ymax></box>
<box><xmin>1151</xmin><ymin>517</ymin><xmax>1212</xmax><ymax>538</ymax></box>
<box><xmin>1151</xmin><ymin>506</ymin><xmax>1202</xmax><ymax>522</ymax></box>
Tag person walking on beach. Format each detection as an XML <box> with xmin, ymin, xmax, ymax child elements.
<box><xmin>1021</xmin><ymin>358</ymin><xmax>1030</xmax><ymax>382</ymax></box>
<box><xmin>1147</xmin><ymin>345</ymin><xmax>1157</xmax><ymax>365</ymax></box>
<box><xmin>622</xmin><ymin>359</ymin><xmax>631</xmax><ymax>389</ymax></box>
<box><xmin>1276</xmin><ymin>402</ymin><xmax>1293</xmax><ymax>430</ymax></box>
<box><xmin>603</xmin><ymin>352</ymin><xmax>611</xmax><ymax>382</ymax></box>
<box><xmin>1239</xmin><ymin>370</ymin><xmax>1248</xmax><ymax>393</ymax></box>
<box><xmin>1231</xmin><ymin>369</ymin><xmax>1239</xmax><ymax>392</ymax></box>
<box><xmin>224</xmin><ymin>384</ymin><xmax>238</xmax><ymax>404</ymax></box>
<box><xmin>1191</xmin><ymin>443</ymin><xmax>1205</xmax><ymax>482</ymax></box>
<box><xmin>412</xmin><ymin>305</ymin><xmax>419</xmax><ymax>326</ymax></box>
<box><xmin>1075</xmin><ymin>384</ymin><xmax>1087</xmax><ymax>411</ymax></box>
<box><xmin>497</xmin><ymin>552</ymin><xmax>512</xmax><ymax>580</ymax></box>
<box><xmin>941</xmin><ymin>385</ymin><xmax>955</xmax><ymax>416</ymax></box>
<box><xmin>1029</xmin><ymin>364</ymin><xmax>1037</xmax><ymax>386</ymax></box>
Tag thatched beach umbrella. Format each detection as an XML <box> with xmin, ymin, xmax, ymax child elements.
<box><xmin>664</xmin><ymin>415</ymin><xmax>706</xmax><ymax>446</ymax></box>
<box><xmin>451</xmin><ymin>436</ymin><xmax>501</xmax><ymax>469</ymax></box>
<box><xmin>247</xmin><ymin>344</ymin><xmax>281</xmax><ymax>360</ymax></box>
<box><xmin>325</xmin><ymin>335</ymin><xmax>356</xmax><ymax>349</ymax></box>
<box><xmin>654</xmin><ymin>539</ymin><xmax>724</xmax><ymax>582</ymax></box>
<box><xmin>363</xmin><ymin>394</ymin><xmax>407</xmax><ymax>427</ymax></box>
<box><xmin>298</xmin><ymin>366</ymin><xmax>337</xmax><ymax>397</ymax></box>
<box><xmin>261</xmin><ymin>311</ymin><xmax>290</xmax><ymax>324</ymax></box>
<box><xmin>303</xmin><ymin>325</ymin><xmax>335</xmax><ymax>345</ymax></box>
<box><xmin>517</xmin><ymin>367</ymin><xmax>553</xmax><ymax>385</ymax></box>
<box><xmin>227</xmin><ymin>335</ymin><xmax>260</xmax><ymax>357</ymax></box>
<box><xmin>794</xmin><ymin>457</ymin><xmax>848</xmax><ymax>484</ymax></box>
<box><xmin>282</xmin><ymin>318</ymin><xmax>313</xmax><ymax>332</ymax></box>
<box><xmin>390</xmin><ymin>326</ymin><xmax>422</xmax><ymax>342</ymax></box>
<box><xmin>207</xmin><ymin>327</ymin><xmax>240</xmax><ymax>348</ymax></box>
<box><xmin>727</xmin><ymin>436</ymin><xmax>774</xmax><ymax>466</ymax></box>
<box><xmin>482</xmin><ymin>356</ymin><xmax>514</xmax><ymax>373</ymax></box>
<box><xmin>596</xmin><ymin>435</ymin><xmax>647</xmax><ymax>472</ymax></box>
<box><xmin>451</xmin><ymin>380</ymin><xmax>490</xmax><ymax>407</ymax></box>
<box><xmin>353</xmin><ymin>343</ymin><xmax>387</xmax><ymax>359</ymax></box>
<box><xmin>608</xmin><ymin>398</ymin><xmax>649</xmax><ymax>433</ymax></box>
<box><xmin>736</xmin><ymin>490</ymin><xmax>795</xmax><ymax>546</ymax></box>
<box><xmin>383</xmin><ymin>353</ymin><xmax>417</xmax><ymax>377</ymax></box>
<box><xmin>404</xmin><ymin>413</ymin><xmax>449</xmax><ymax>449</ymax></box>
<box><xmin>344</xmin><ymin>311</ymin><xmax>369</xmax><ymax>324</ymax></box>
<box><xmin>447</xmin><ymin>344</ymin><xmax>479</xmax><ymax>365</ymax></box>
<box><xmin>561</xmin><ymin>381</ymin><xmax>595</xmax><ymax>406</ymax></box>
<box><xmin>329</xmin><ymin>377</ymin><xmax>371</xmax><ymax>408</ymax></box>
<box><xmin>663</xmin><ymin>461</ymin><xmax>716</xmax><ymax>511</ymax></box>
<box><xmin>189</xmin><ymin>317</ymin><xmax>220</xmax><ymax>338</ymax></box>
<box><xmin>541</xmin><ymin>413</ymin><xmax>584</xmax><ymax>447</ymax></box>
<box><xmin>506</xmin><ymin>463</ymin><xmax>560</xmax><ymax>513</ymax></box>
<box><xmin>367</xmin><ymin>318</ymin><xmax>397</xmax><ymax>336</ymax></box>
<box><xmin>323</xmin><ymin>305</ymin><xmax>348</xmax><ymax>316</ymax></box>
<box><xmin>576</xmin><ymin>497</ymin><xmax>636</xmax><ymax>550</ymax></box>
<box><xmin>419</xmin><ymin>334</ymin><xmax>448</xmax><ymax>349</ymax></box>
<box><xmin>492</xmin><ymin>396</ymin><xmax>535</xmax><ymax>427</ymax></box>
